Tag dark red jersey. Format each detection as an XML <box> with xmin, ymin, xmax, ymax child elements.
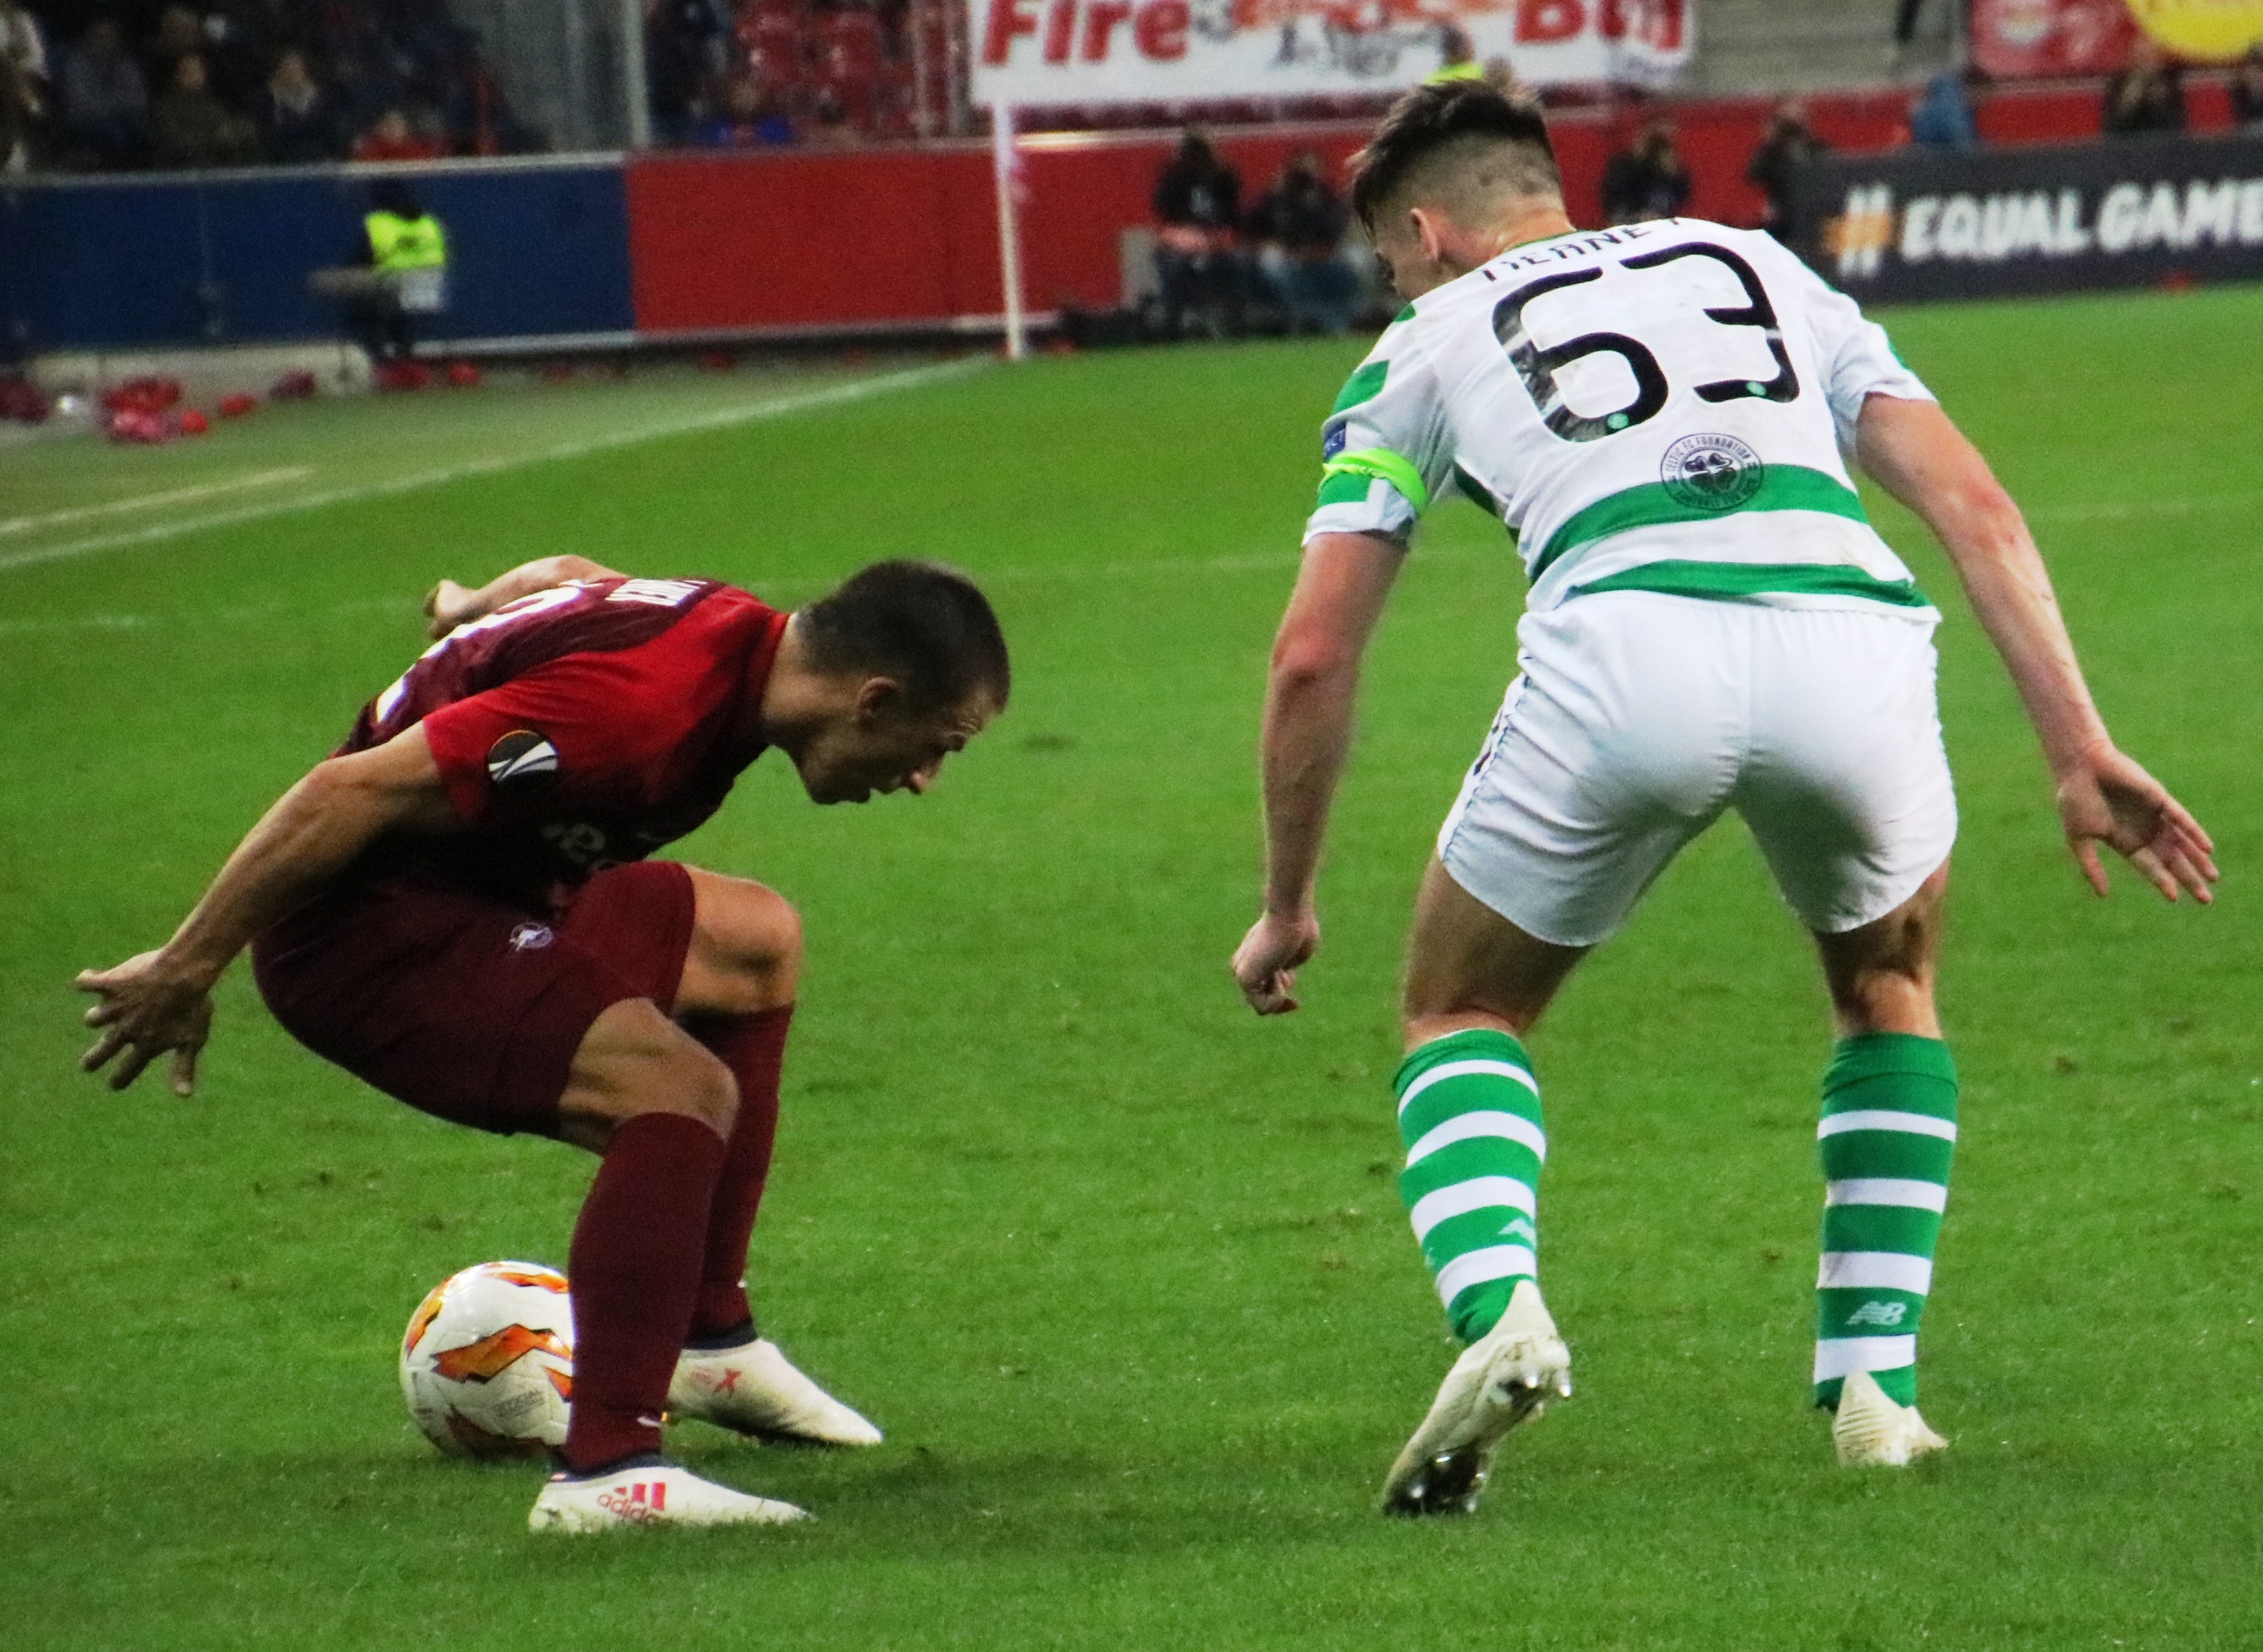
<box><xmin>341</xmin><ymin>576</ymin><xmax>787</xmax><ymax>904</ymax></box>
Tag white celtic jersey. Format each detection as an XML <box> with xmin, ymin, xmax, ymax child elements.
<box><xmin>1306</xmin><ymin>218</ymin><xmax>1938</xmax><ymax>618</ymax></box>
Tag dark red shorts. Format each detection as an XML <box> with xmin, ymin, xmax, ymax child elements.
<box><xmin>250</xmin><ymin>860</ymin><xmax>696</xmax><ymax>1136</ymax></box>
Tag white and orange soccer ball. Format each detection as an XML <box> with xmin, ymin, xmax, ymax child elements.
<box><xmin>399</xmin><ymin>1261</ymin><xmax>575</xmax><ymax>1460</ymax></box>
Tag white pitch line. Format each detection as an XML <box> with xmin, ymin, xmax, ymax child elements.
<box><xmin>0</xmin><ymin>360</ymin><xmax>986</xmax><ymax>576</ymax></box>
<box><xmin>0</xmin><ymin>468</ymin><xmax>314</xmax><ymax>538</ymax></box>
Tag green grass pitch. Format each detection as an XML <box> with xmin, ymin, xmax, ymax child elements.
<box><xmin>3</xmin><ymin>290</ymin><xmax>2259</xmax><ymax>1650</ymax></box>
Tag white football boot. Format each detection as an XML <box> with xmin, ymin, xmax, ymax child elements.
<box><xmin>1832</xmin><ymin>1368</ymin><xmax>1948</xmax><ymax>1467</ymax></box>
<box><xmin>527</xmin><ymin>1460</ymin><xmax>810</xmax><ymax>1534</ymax></box>
<box><xmin>1380</xmin><ymin>1278</ymin><xmax>1572</xmax><ymax>1516</ymax></box>
<box><xmin>669</xmin><ymin>1337</ymin><xmax>883</xmax><ymax>1447</ymax></box>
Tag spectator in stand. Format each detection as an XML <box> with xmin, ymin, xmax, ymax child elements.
<box><xmin>1909</xmin><ymin>65</ymin><xmax>1988</xmax><ymax>148</ymax></box>
<box><xmin>1745</xmin><ymin>97</ymin><xmax>1828</xmax><ymax>241</ymax></box>
<box><xmin>251</xmin><ymin>46</ymin><xmax>340</xmax><ymax>163</ymax></box>
<box><xmin>1152</xmin><ymin>128</ymin><xmax>1243</xmax><ymax>338</ymax></box>
<box><xmin>698</xmin><ymin>76</ymin><xmax>793</xmax><ymax>147</ymax></box>
<box><xmin>2227</xmin><ymin>43</ymin><xmax>2263</xmax><ymax>132</ymax></box>
<box><xmin>146</xmin><ymin>5</ymin><xmax>207</xmax><ymax>82</ymax></box>
<box><xmin>2103</xmin><ymin>35</ymin><xmax>2186</xmax><ymax>137</ymax></box>
<box><xmin>1</xmin><ymin>0</ymin><xmax>47</xmax><ymax>172</ymax></box>
<box><xmin>1890</xmin><ymin>0</ymin><xmax>1935</xmax><ymax>70</ymax></box>
<box><xmin>59</xmin><ymin>16</ymin><xmax>148</xmax><ymax>169</ymax></box>
<box><xmin>805</xmin><ymin>87</ymin><xmax>860</xmax><ymax>150</ymax></box>
<box><xmin>1600</xmin><ymin>117</ymin><xmax>1690</xmax><ymax>224</ymax></box>
<box><xmin>1246</xmin><ymin>148</ymin><xmax>1356</xmax><ymax>336</ymax></box>
<box><xmin>353</xmin><ymin>104</ymin><xmax>443</xmax><ymax>162</ymax></box>
<box><xmin>149</xmin><ymin>48</ymin><xmax>257</xmax><ymax>167</ymax></box>
<box><xmin>645</xmin><ymin>0</ymin><xmax>734</xmax><ymax>146</ymax></box>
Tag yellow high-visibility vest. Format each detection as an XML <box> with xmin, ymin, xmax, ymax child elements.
<box><xmin>1426</xmin><ymin>61</ymin><xmax>1485</xmax><ymax>84</ymax></box>
<box><xmin>366</xmin><ymin>210</ymin><xmax>447</xmax><ymax>271</ymax></box>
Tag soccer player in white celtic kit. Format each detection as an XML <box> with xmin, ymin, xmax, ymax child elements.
<box><xmin>1229</xmin><ymin>81</ymin><xmax>2217</xmax><ymax>1514</ymax></box>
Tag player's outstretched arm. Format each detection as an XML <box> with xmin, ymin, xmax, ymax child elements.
<box><xmin>75</xmin><ymin>728</ymin><xmax>462</xmax><ymax>1095</ymax></box>
<box><xmin>1854</xmin><ymin>394</ymin><xmax>2217</xmax><ymax>903</ymax></box>
<box><xmin>423</xmin><ymin>554</ymin><xmax>624</xmax><ymax>639</ymax></box>
<box><xmin>1233</xmin><ymin>532</ymin><xmax>1405</xmax><ymax>1015</ymax></box>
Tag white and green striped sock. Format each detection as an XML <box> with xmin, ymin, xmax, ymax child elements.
<box><xmin>1813</xmin><ymin>1033</ymin><xmax>1958</xmax><ymax>1409</ymax></box>
<box><xmin>1395</xmin><ymin>1029</ymin><xmax>1545</xmax><ymax>1345</ymax></box>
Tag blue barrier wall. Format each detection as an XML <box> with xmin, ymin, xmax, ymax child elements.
<box><xmin>0</xmin><ymin>159</ymin><xmax>635</xmax><ymax>356</ymax></box>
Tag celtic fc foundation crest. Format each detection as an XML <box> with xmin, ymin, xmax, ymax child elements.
<box><xmin>1659</xmin><ymin>433</ymin><xmax>1766</xmax><ymax>512</ymax></box>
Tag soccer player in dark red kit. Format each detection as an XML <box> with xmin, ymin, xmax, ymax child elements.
<box><xmin>75</xmin><ymin>554</ymin><xmax>1010</xmax><ymax>1534</ymax></box>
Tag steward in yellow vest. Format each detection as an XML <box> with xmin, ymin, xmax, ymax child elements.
<box><xmin>365</xmin><ymin>208</ymin><xmax>447</xmax><ymax>272</ymax></box>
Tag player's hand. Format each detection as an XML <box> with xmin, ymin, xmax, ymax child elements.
<box><xmin>422</xmin><ymin>578</ymin><xmax>479</xmax><ymax>639</ymax></box>
<box><xmin>2054</xmin><ymin>743</ymin><xmax>2217</xmax><ymax>904</ymax></box>
<box><xmin>1233</xmin><ymin>908</ymin><xmax>1320</xmax><ymax>1016</ymax></box>
<box><xmin>75</xmin><ymin>951</ymin><xmax>216</xmax><ymax>1097</ymax></box>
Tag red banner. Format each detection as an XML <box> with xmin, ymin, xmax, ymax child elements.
<box><xmin>1971</xmin><ymin>0</ymin><xmax>2141</xmax><ymax>77</ymax></box>
<box><xmin>1974</xmin><ymin>0</ymin><xmax>2263</xmax><ymax>76</ymax></box>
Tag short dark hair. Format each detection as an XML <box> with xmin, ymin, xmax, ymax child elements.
<box><xmin>1349</xmin><ymin>79</ymin><xmax>1560</xmax><ymax>234</ymax></box>
<box><xmin>797</xmin><ymin>560</ymin><xmax>1010</xmax><ymax>712</ymax></box>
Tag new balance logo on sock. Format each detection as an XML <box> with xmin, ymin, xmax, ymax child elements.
<box><xmin>1846</xmin><ymin>1301</ymin><xmax>1909</xmax><ymax>1329</ymax></box>
<box><xmin>1499</xmin><ymin>1217</ymin><xmax>1537</xmax><ymax>1242</ymax></box>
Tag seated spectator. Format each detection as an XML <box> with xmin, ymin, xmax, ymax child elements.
<box><xmin>1909</xmin><ymin>65</ymin><xmax>1988</xmax><ymax>148</ymax></box>
<box><xmin>646</xmin><ymin>0</ymin><xmax>733</xmax><ymax>144</ymax></box>
<box><xmin>149</xmin><ymin>49</ymin><xmax>257</xmax><ymax>167</ymax></box>
<box><xmin>1152</xmin><ymin>128</ymin><xmax>1243</xmax><ymax>338</ymax></box>
<box><xmin>352</xmin><ymin>104</ymin><xmax>444</xmax><ymax>162</ymax></box>
<box><xmin>1246</xmin><ymin>149</ymin><xmax>1356</xmax><ymax>337</ymax></box>
<box><xmin>147</xmin><ymin>5</ymin><xmax>208</xmax><ymax>82</ymax></box>
<box><xmin>1600</xmin><ymin>118</ymin><xmax>1690</xmax><ymax>224</ymax></box>
<box><xmin>804</xmin><ymin>87</ymin><xmax>860</xmax><ymax>149</ymax></box>
<box><xmin>1</xmin><ymin>0</ymin><xmax>47</xmax><ymax>172</ymax></box>
<box><xmin>697</xmin><ymin>76</ymin><xmax>793</xmax><ymax>147</ymax></box>
<box><xmin>2103</xmin><ymin>36</ymin><xmax>2186</xmax><ymax>137</ymax></box>
<box><xmin>1744</xmin><ymin>97</ymin><xmax>1827</xmax><ymax>240</ymax></box>
<box><xmin>252</xmin><ymin>46</ymin><xmax>340</xmax><ymax>163</ymax></box>
<box><xmin>2229</xmin><ymin>44</ymin><xmax>2263</xmax><ymax>132</ymax></box>
<box><xmin>59</xmin><ymin>16</ymin><xmax>148</xmax><ymax>168</ymax></box>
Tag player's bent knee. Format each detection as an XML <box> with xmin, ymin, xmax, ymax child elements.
<box><xmin>636</xmin><ymin>1039</ymin><xmax>738</xmax><ymax>1136</ymax></box>
<box><xmin>682</xmin><ymin>869</ymin><xmax>802</xmax><ymax>1016</ymax></box>
<box><xmin>557</xmin><ymin>998</ymin><xmax>739</xmax><ymax>1148</ymax></box>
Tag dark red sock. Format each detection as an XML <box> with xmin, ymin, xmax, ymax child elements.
<box><xmin>563</xmin><ymin>1110</ymin><xmax>726</xmax><ymax>1474</ymax></box>
<box><xmin>686</xmin><ymin>1004</ymin><xmax>792</xmax><ymax>1340</ymax></box>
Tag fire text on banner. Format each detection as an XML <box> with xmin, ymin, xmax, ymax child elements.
<box><xmin>970</xmin><ymin>0</ymin><xmax>1693</xmax><ymax>108</ymax></box>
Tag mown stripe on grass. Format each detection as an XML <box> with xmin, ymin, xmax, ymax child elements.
<box><xmin>0</xmin><ymin>361</ymin><xmax>986</xmax><ymax>575</ymax></box>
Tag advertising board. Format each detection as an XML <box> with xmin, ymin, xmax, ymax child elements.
<box><xmin>1794</xmin><ymin>134</ymin><xmax>2263</xmax><ymax>303</ymax></box>
<box><xmin>969</xmin><ymin>0</ymin><xmax>1691</xmax><ymax>107</ymax></box>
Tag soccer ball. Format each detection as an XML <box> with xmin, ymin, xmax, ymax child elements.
<box><xmin>399</xmin><ymin>1261</ymin><xmax>575</xmax><ymax>1460</ymax></box>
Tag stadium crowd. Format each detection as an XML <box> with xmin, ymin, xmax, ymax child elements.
<box><xmin>0</xmin><ymin>0</ymin><xmax>535</xmax><ymax>171</ymax></box>
<box><xmin>643</xmin><ymin>0</ymin><xmax>949</xmax><ymax>148</ymax></box>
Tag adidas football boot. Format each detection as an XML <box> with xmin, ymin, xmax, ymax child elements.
<box><xmin>669</xmin><ymin>1335</ymin><xmax>882</xmax><ymax>1447</ymax></box>
<box><xmin>1381</xmin><ymin>1278</ymin><xmax>1572</xmax><ymax>1516</ymax></box>
<box><xmin>1832</xmin><ymin>1368</ymin><xmax>1948</xmax><ymax>1467</ymax></box>
<box><xmin>527</xmin><ymin>1457</ymin><xmax>810</xmax><ymax>1534</ymax></box>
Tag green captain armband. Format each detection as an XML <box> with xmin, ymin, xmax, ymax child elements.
<box><xmin>1317</xmin><ymin>450</ymin><xmax>1431</xmax><ymax>514</ymax></box>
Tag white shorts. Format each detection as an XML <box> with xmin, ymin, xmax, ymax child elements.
<box><xmin>1437</xmin><ymin>592</ymin><xmax>1958</xmax><ymax>948</ymax></box>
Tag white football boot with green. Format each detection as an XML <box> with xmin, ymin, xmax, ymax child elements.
<box><xmin>1381</xmin><ymin>1279</ymin><xmax>1572</xmax><ymax>1515</ymax></box>
<box><xmin>669</xmin><ymin>1336</ymin><xmax>882</xmax><ymax>1446</ymax></box>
